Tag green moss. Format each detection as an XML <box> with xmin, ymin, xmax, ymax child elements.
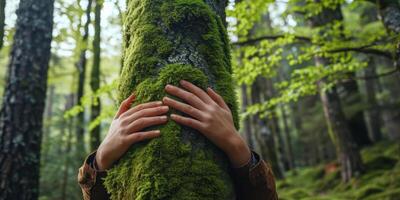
<box><xmin>105</xmin><ymin>0</ymin><xmax>237</xmax><ymax>199</ymax></box>
<box><xmin>277</xmin><ymin>142</ymin><xmax>400</xmax><ymax>200</ymax></box>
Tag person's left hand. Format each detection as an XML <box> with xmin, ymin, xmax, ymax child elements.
<box><xmin>163</xmin><ymin>80</ymin><xmax>251</xmax><ymax>168</ymax></box>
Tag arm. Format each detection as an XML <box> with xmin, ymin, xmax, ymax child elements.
<box><xmin>164</xmin><ymin>80</ymin><xmax>278</xmax><ymax>200</ymax></box>
<box><xmin>78</xmin><ymin>93</ymin><xmax>169</xmax><ymax>200</ymax></box>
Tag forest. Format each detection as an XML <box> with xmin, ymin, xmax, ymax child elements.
<box><xmin>0</xmin><ymin>0</ymin><xmax>399</xmax><ymax>199</ymax></box>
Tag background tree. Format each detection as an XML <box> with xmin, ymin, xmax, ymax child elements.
<box><xmin>0</xmin><ymin>0</ymin><xmax>5</xmax><ymax>50</ymax></box>
<box><xmin>75</xmin><ymin>0</ymin><xmax>93</xmax><ymax>159</ymax></box>
<box><xmin>89</xmin><ymin>0</ymin><xmax>103</xmax><ymax>151</ymax></box>
<box><xmin>0</xmin><ymin>0</ymin><xmax>54</xmax><ymax>198</ymax></box>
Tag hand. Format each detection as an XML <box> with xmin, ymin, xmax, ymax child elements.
<box><xmin>163</xmin><ymin>80</ymin><xmax>251</xmax><ymax>167</ymax></box>
<box><xmin>95</xmin><ymin>93</ymin><xmax>169</xmax><ymax>170</ymax></box>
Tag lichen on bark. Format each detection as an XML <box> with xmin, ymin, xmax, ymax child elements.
<box><xmin>104</xmin><ymin>0</ymin><xmax>238</xmax><ymax>199</ymax></box>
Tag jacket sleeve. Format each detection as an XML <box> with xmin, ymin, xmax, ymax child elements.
<box><xmin>77</xmin><ymin>151</ymin><xmax>110</xmax><ymax>200</ymax></box>
<box><xmin>233</xmin><ymin>151</ymin><xmax>278</xmax><ymax>200</ymax></box>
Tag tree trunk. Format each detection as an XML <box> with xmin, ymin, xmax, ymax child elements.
<box><xmin>280</xmin><ymin>105</ymin><xmax>295</xmax><ymax>170</ymax></box>
<box><xmin>104</xmin><ymin>0</ymin><xmax>237</xmax><ymax>199</ymax></box>
<box><xmin>0</xmin><ymin>0</ymin><xmax>54</xmax><ymax>198</ymax></box>
<box><xmin>0</xmin><ymin>0</ymin><xmax>5</xmax><ymax>50</ymax></box>
<box><xmin>240</xmin><ymin>84</ymin><xmax>255</xmax><ymax>149</ymax></box>
<box><xmin>89</xmin><ymin>0</ymin><xmax>102</xmax><ymax>151</ymax></box>
<box><xmin>363</xmin><ymin>60</ymin><xmax>383</xmax><ymax>142</ymax></box>
<box><xmin>250</xmin><ymin>77</ymin><xmax>283</xmax><ymax>179</ymax></box>
<box><xmin>75</xmin><ymin>0</ymin><xmax>93</xmax><ymax>158</ymax></box>
<box><xmin>60</xmin><ymin>94</ymin><xmax>75</xmax><ymax>200</ymax></box>
<box><xmin>375</xmin><ymin>2</ymin><xmax>400</xmax><ymax>142</ymax></box>
<box><xmin>309</xmin><ymin>1</ymin><xmax>364</xmax><ymax>182</ymax></box>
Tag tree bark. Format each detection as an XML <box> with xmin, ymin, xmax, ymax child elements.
<box><xmin>374</xmin><ymin>3</ymin><xmax>400</xmax><ymax>142</ymax></box>
<box><xmin>60</xmin><ymin>94</ymin><xmax>75</xmax><ymax>200</ymax></box>
<box><xmin>0</xmin><ymin>0</ymin><xmax>5</xmax><ymax>50</ymax></box>
<box><xmin>309</xmin><ymin>1</ymin><xmax>364</xmax><ymax>182</ymax></box>
<box><xmin>250</xmin><ymin>77</ymin><xmax>283</xmax><ymax>179</ymax></box>
<box><xmin>75</xmin><ymin>0</ymin><xmax>93</xmax><ymax>158</ymax></box>
<box><xmin>0</xmin><ymin>0</ymin><xmax>54</xmax><ymax>198</ymax></box>
<box><xmin>104</xmin><ymin>0</ymin><xmax>238</xmax><ymax>199</ymax></box>
<box><xmin>89</xmin><ymin>0</ymin><xmax>102</xmax><ymax>151</ymax></box>
<box><xmin>279</xmin><ymin>105</ymin><xmax>295</xmax><ymax>170</ymax></box>
<box><xmin>240</xmin><ymin>84</ymin><xmax>255</xmax><ymax>149</ymax></box>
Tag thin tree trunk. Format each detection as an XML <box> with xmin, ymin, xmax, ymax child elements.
<box><xmin>0</xmin><ymin>0</ymin><xmax>54</xmax><ymax>198</ymax></box>
<box><xmin>42</xmin><ymin>85</ymin><xmax>56</xmax><ymax>163</ymax></box>
<box><xmin>105</xmin><ymin>0</ymin><xmax>237</xmax><ymax>199</ymax></box>
<box><xmin>250</xmin><ymin>77</ymin><xmax>283</xmax><ymax>178</ymax></box>
<box><xmin>89</xmin><ymin>0</ymin><xmax>102</xmax><ymax>151</ymax></box>
<box><xmin>75</xmin><ymin>0</ymin><xmax>93</xmax><ymax>158</ymax></box>
<box><xmin>0</xmin><ymin>0</ymin><xmax>5</xmax><ymax>50</ymax></box>
<box><xmin>310</xmin><ymin>1</ymin><xmax>364</xmax><ymax>182</ymax></box>
<box><xmin>60</xmin><ymin>94</ymin><xmax>75</xmax><ymax>200</ymax></box>
<box><xmin>363</xmin><ymin>61</ymin><xmax>382</xmax><ymax>142</ymax></box>
<box><xmin>280</xmin><ymin>105</ymin><xmax>295</xmax><ymax>170</ymax></box>
<box><xmin>240</xmin><ymin>84</ymin><xmax>254</xmax><ymax>149</ymax></box>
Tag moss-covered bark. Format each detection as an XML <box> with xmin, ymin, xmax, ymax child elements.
<box><xmin>104</xmin><ymin>0</ymin><xmax>238</xmax><ymax>199</ymax></box>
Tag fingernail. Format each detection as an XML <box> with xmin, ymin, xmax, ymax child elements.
<box><xmin>165</xmin><ymin>84</ymin><xmax>171</xmax><ymax>89</ymax></box>
<box><xmin>171</xmin><ymin>114</ymin><xmax>177</xmax><ymax>118</ymax></box>
<box><xmin>180</xmin><ymin>80</ymin><xmax>186</xmax><ymax>85</ymax></box>
<box><xmin>157</xmin><ymin>101</ymin><xmax>163</xmax><ymax>105</ymax></box>
<box><xmin>162</xmin><ymin>106</ymin><xmax>169</xmax><ymax>110</ymax></box>
<box><xmin>154</xmin><ymin>130</ymin><xmax>160</xmax><ymax>134</ymax></box>
<box><xmin>161</xmin><ymin>116</ymin><xmax>167</xmax><ymax>120</ymax></box>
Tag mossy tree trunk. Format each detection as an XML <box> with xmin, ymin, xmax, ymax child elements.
<box><xmin>105</xmin><ymin>0</ymin><xmax>238</xmax><ymax>199</ymax></box>
<box><xmin>309</xmin><ymin>1</ymin><xmax>364</xmax><ymax>182</ymax></box>
<box><xmin>0</xmin><ymin>0</ymin><xmax>54</xmax><ymax>198</ymax></box>
<box><xmin>89</xmin><ymin>0</ymin><xmax>103</xmax><ymax>151</ymax></box>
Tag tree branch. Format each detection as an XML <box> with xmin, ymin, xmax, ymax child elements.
<box><xmin>231</xmin><ymin>35</ymin><xmax>311</xmax><ymax>46</ymax></box>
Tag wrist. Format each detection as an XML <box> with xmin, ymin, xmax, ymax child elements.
<box><xmin>95</xmin><ymin>150</ymin><xmax>108</xmax><ymax>171</ymax></box>
<box><xmin>225</xmin><ymin>132</ymin><xmax>251</xmax><ymax>168</ymax></box>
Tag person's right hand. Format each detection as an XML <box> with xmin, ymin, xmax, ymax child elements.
<box><xmin>95</xmin><ymin>93</ymin><xmax>169</xmax><ymax>171</ymax></box>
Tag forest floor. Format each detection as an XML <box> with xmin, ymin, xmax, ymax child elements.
<box><xmin>277</xmin><ymin>141</ymin><xmax>400</xmax><ymax>200</ymax></box>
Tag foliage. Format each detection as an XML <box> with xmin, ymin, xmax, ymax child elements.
<box><xmin>277</xmin><ymin>141</ymin><xmax>400</xmax><ymax>200</ymax></box>
<box><xmin>229</xmin><ymin>0</ymin><xmax>396</xmax><ymax>118</ymax></box>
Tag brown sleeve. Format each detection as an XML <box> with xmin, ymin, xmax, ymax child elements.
<box><xmin>233</xmin><ymin>151</ymin><xmax>278</xmax><ymax>200</ymax></box>
<box><xmin>77</xmin><ymin>151</ymin><xmax>110</xmax><ymax>200</ymax></box>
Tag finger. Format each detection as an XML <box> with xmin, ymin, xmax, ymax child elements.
<box><xmin>180</xmin><ymin>80</ymin><xmax>213</xmax><ymax>104</ymax></box>
<box><xmin>115</xmin><ymin>93</ymin><xmax>136</xmax><ymax>119</ymax></box>
<box><xmin>170</xmin><ymin>114</ymin><xmax>204</xmax><ymax>131</ymax></box>
<box><xmin>165</xmin><ymin>85</ymin><xmax>205</xmax><ymax>110</ymax></box>
<box><xmin>163</xmin><ymin>97</ymin><xmax>205</xmax><ymax>120</ymax></box>
<box><xmin>120</xmin><ymin>101</ymin><xmax>163</xmax><ymax>119</ymax></box>
<box><xmin>126</xmin><ymin>130</ymin><xmax>161</xmax><ymax>144</ymax></box>
<box><xmin>124</xmin><ymin>106</ymin><xmax>169</xmax><ymax>124</ymax></box>
<box><xmin>127</xmin><ymin>116</ymin><xmax>168</xmax><ymax>132</ymax></box>
<box><xmin>207</xmin><ymin>88</ymin><xmax>230</xmax><ymax>111</ymax></box>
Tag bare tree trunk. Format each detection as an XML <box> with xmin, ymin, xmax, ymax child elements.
<box><xmin>60</xmin><ymin>94</ymin><xmax>75</xmax><ymax>200</ymax></box>
<box><xmin>0</xmin><ymin>0</ymin><xmax>54</xmax><ymax>198</ymax></box>
<box><xmin>240</xmin><ymin>84</ymin><xmax>255</xmax><ymax>149</ymax></box>
<box><xmin>75</xmin><ymin>0</ymin><xmax>93</xmax><ymax>159</ymax></box>
<box><xmin>309</xmin><ymin>1</ymin><xmax>364</xmax><ymax>182</ymax></box>
<box><xmin>363</xmin><ymin>61</ymin><xmax>383</xmax><ymax>142</ymax></box>
<box><xmin>250</xmin><ymin>77</ymin><xmax>283</xmax><ymax>178</ymax></box>
<box><xmin>0</xmin><ymin>0</ymin><xmax>5</xmax><ymax>50</ymax></box>
<box><xmin>280</xmin><ymin>105</ymin><xmax>295</xmax><ymax>170</ymax></box>
<box><xmin>89</xmin><ymin>0</ymin><xmax>102</xmax><ymax>151</ymax></box>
